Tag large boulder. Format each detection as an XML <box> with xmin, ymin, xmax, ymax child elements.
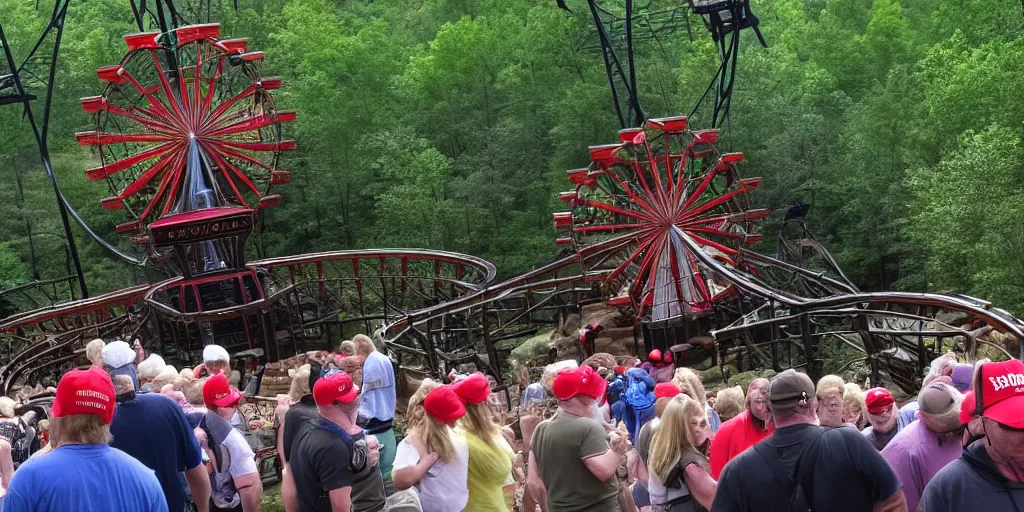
<box><xmin>509</xmin><ymin>329</ymin><xmax>555</xmax><ymax>367</ymax></box>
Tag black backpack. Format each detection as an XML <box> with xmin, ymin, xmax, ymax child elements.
<box><xmin>0</xmin><ymin>420</ymin><xmax>33</xmax><ymax>468</ymax></box>
<box><xmin>752</xmin><ymin>428</ymin><xmax>827</xmax><ymax>511</ymax></box>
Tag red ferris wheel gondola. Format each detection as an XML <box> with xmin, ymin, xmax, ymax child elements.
<box><xmin>555</xmin><ymin>115</ymin><xmax>767</xmax><ymax>320</ymax></box>
<box><xmin>76</xmin><ymin>23</ymin><xmax>294</xmax><ymax>247</ymax></box>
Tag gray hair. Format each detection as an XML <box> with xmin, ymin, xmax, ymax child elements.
<box><xmin>113</xmin><ymin>375</ymin><xmax>135</xmax><ymax>395</ymax></box>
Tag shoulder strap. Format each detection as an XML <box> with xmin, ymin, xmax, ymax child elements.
<box><xmin>753</xmin><ymin>429</ymin><xmax>828</xmax><ymax>511</ymax></box>
<box><xmin>753</xmin><ymin>442</ymin><xmax>799</xmax><ymax>498</ymax></box>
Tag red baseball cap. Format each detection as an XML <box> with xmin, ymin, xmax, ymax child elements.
<box><xmin>52</xmin><ymin>367</ymin><xmax>116</xmax><ymax>424</ymax></box>
<box><xmin>312</xmin><ymin>372</ymin><xmax>360</xmax><ymax>406</ymax></box>
<box><xmin>865</xmin><ymin>387</ymin><xmax>895</xmax><ymax>415</ymax></box>
<box><xmin>614</xmin><ymin>366</ymin><xmax>626</xmax><ymax>375</ymax></box>
<box><xmin>654</xmin><ymin>382</ymin><xmax>681</xmax><ymax>399</ymax></box>
<box><xmin>423</xmin><ymin>386</ymin><xmax>466</xmax><ymax>424</ymax></box>
<box><xmin>552</xmin><ymin>365</ymin><xmax>607</xmax><ymax>401</ymax></box>
<box><xmin>648</xmin><ymin>349</ymin><xmax>662</xmax><ymax>363</ymax></box>
<box><xmin>959</xmin><ymin>390</ymin><xmax>976</xmax><ymax>425</ymax></box>
<box><xmin>453</xmin><ymin>372</ymin><xmax>490</xmax><ymax>405</ymax></box>
<box><xmin>203</xmin><ymin>373</ymin><xmax>242</xmax><ymax>408</ymax></box>
<box><xmin>977</xmin><ymin>359</ymin><xmax>1024</xmax><ymax>428</ymax></box>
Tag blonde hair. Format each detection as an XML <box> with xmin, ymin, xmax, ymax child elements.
<box><xmin>353</xmin><ymin>334</ymin><xmax>376</xmax><ymax>356</ymax></box>
<box><xmin>407</xmin><ymin>379</ymin><xmax>457</xmax><ymax>463</ymax></box>
<box><xmin>714</xmin><ymin>386</ymin><xmax>744</xmax><ymax>421</ymax></box>
<box><xmin>186</xmin><ymin>378</ymin><xmax>206</xmax><ymax>406</ymax></box>
<box><xmin>648</xmin><ymin>395</ymin><xmax>707</xmax><ymax>480</ymax></box>
<box><xmin>151</xmin><ymin>366</ymin><xmax>181</xmax><ymax>390</ymax></box>
<box><xmin>0</xmin><ymin>397</ymin><xmax>15</xmax><ymax>419</ymax></box>
<box><xmin>816</xmin><ymin>374</ymin><xmax>845</xmax><ymax>400</ymax></box>
<box><xmin>843</xmin><ymin>383</ymin><xmax>866</xmax><ymax>414</ymax></box>
<box><xmin>338</xmin><ymin>341</ymin><xmax>356</xmax><ymax>357</ymax></box>
<box><xmin>289</xmin><ymin>364</ymin><xmax>312</xmax><ymax>402</ymax></box>
<box><xmin>50</xmin><ymin>415</ymin><xmax>112</xmax><ymax>445</ymax></box>
<box><xmin>85</xmin><ymin>339</ymin><xmax>106</xmax><ymax>367</ymax></box>
<box><xmin>457</xmin><ymin>402</ymin><xmax>503</xmax><ymax>450</ymax></box>
<box><xmin>672</xmin><ymin>368</ymin><xmax>708</xmax><ymax>407</ymax></box>
<box><xmin>177</xmin><ymin>369</ymin><xmax>195</xmax><ymax>391</ymax></box>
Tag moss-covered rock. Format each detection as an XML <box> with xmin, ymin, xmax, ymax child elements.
<box><xmin>509</xmin><ymin>329</ymin><xmax>554</xmax><ymax>366</ymax></box>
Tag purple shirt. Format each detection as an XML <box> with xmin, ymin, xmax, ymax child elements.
<box><xmin>879</xmin><ymin>419</ymin><xmax>961</xmax><ymax>512</ymax></box>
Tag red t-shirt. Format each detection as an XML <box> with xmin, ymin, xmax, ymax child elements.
<box><xmin>709</xmin><ymin>409</ymin><xmax>774</xmax><ymax>478</ymax></box>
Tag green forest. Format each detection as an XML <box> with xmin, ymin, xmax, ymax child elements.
<box><xmin>1</xmin><ymin>0</ymin><xmax>1024</xmax><ymax>314</ymax></box>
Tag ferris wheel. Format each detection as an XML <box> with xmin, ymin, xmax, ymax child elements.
<box><xmin>554</xmin><ymin>116</ymin><xmax>766</xmax><ymax>320</ymax></box>
<box><xmin>76</xmin><ymin>23</ymin><xmax>294</xmax><ymax>247</ymax></box>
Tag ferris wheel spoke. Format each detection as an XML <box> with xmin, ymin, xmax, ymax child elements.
<box><xmin>190</xmin><ymin>44</ymin><xmax>207</xmax><ymax>128</ymax></box>
<box><xmin>201</xmin><ymin>82</ymin><xmax>260</xmax><ymax>130</ymax></box>
<box><xmin>201</xmin><ymin>141</ymin><xmax>263</xmax><ymax>197</ymax></box>
<box><xmin>684</xmin><ymin>226</ymin><xmax>744</xmax><ymax>240</ymax></box>
<box><xmin>576</xmin><ymin>199</ymin><xmax>655</xmax><ymax>223</ymax></box>
<box><xmin>116</xmin><ymin>149</ymin><xmax>182</xmax><ymax>201</ymax></box>
<box><xmin>176</xmin><ymin>66</ymin><xmax>195</xmax><ymax>128</ymax></box>
<box><xmin>198</xmin><ymin>144</ymin><xmax>251</xmax><ymax>207</ymax></box>
<box><xmin>599</xmin><ymin>166</ymin><xmax>663</xmax><ymax>219</ymax></box>
<box><xmin>86</xmin><ymin>142</ymin><xmax>177</xmax><ymax>179</ymax></box>
<box><xmin>675</xmin><ymin>179</ymin><xmax>759</xmax><ymax>224</ymax></box>
<box><xmin>576</xmin><ymin>229</ymin><xmax>653</xmax><ymax>256</ymax></box>
<box><xmin>210</xmin><ymin>139</ymin><xmax>295</xmax><ymax>153</ymax></box>
<box><xmin>212</xmin><ymin>145</ymin><xmax>276</xmax><ymax>172</ymax></box>
<box><xmin>641</xmin><ymin>143</ymin><xmax>671</xmax><ymax>211</ymax></box>
<box><xmin>101</xmin><ymin>103</ymin><xmax>179</xmax><ymax>136</ymax></box>
<box><xmin>573</xmin><ymin>222</ymin><xmax>645</xmax><ymax>234</ymax></box>
<box><xmin>686</xmin><ymin>232</ymin><xmax>739</xmax><ymax>256</ymax></box>
<box><xmin>207</xmin><ymin>111</ymin><xmax>295</xmax><ymax>137</ymax></box>
<box><xmin>606</xmin><ymin>233</ymin><xmax>658</xmax><ymax>283</ymax></box>
<box><xmin>628</xmin><ymin>159</ymin><xmax>660</xmax><ymax>210</ymax></box>
<box><xmin>199</xmin><ymin>58</ymin><xmax>226</xmax><ymax>121</ymax></box>
<box><xmin>138</xmin><ymin>150</ymin><xmax>187</xmax><ymax>221</ymax></box>
<box><xmin>77</xmin><ymin>131</ymin><xmax>175</xmax><ymax>146</ymax></box>
<box><xmin>629</xmin><ymin>234</ymin><xmax>666</xmax><ymax>299</ymax></box>
<box><xmin>118</xmin><ymin>68</ymin><xmax>186</xmax><ymax>132</ymax></box>
<box><xmin>679</xmin><ymin>169</ymin><xmax>720</xmax><ymax>213</ymax></box>
<box><xmin>148</xmin><ymin>51</ymin><xmax>190</xmax><ymax>129</ymax></box>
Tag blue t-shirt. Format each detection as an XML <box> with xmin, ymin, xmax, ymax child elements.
<box><xmin>5</xmin><ymin>444</ymin><xmax>168</xmax><ymax>512</ymax></box>
<box><xmin>110</xmin><ymin>393</ymin><xmax>203</xmax><ymax>512</ymax></box>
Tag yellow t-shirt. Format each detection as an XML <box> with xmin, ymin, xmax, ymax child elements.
<box><xmin>461</xmin><ymin>429</ymin><xmax>514</xmax><ymax>512</ymax></box>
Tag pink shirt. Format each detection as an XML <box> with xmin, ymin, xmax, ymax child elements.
<box><xmin>880</xmin><ymin>419</ymin><xmax>961</xmax><ymax>512</ymax></box>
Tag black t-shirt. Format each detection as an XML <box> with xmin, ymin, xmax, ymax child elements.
<box><xmin>282</xmin><ymin>397</ymin><xmax>319</xmax><ymax>464</ymax></box>
<box><xmin>711</xmin><ymin>423</ymin><xmax>901</xmax><ymax>512</ymax></box>
<box><xmin>290</xmin><ymin>420</ymin><xmax>386</xmax><ymax>512</ymax></box>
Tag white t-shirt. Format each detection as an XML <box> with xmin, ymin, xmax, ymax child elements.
<box><xmin>210</xmin><ymin>428</ymin><xmax>259</xmax><ymax>508</ymax></box>
<box><xmin>393</xmin><ymin>433</ymin><xmax>469</xmax><ymax>512</ymax></box>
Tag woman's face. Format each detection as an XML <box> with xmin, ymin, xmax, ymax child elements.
<box><xmin>690</xmin><ymin>413</ymin><xmax>711</xmax><ymax>447</ymax></box>
<box><xmin>843</xmin><ymin>404</ymin><xmax>863</xmax><ymax>425</ymax></box>
<box><xmin>817</xmin><ymin>394</ymin><xmax>844</xmax><ymax>427</ymax></box>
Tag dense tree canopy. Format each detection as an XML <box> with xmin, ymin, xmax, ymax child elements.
<box><xmin>1</xmin><ymin>0</ymin><xmax>1023</xmax><ymax>313</ymax></box>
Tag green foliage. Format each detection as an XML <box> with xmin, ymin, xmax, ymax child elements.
<box><xmin>0</xmin><ymin>0</ymin><xmax>1023</xmax><ymax>318</ymax></box>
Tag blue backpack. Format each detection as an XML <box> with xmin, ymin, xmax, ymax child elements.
<box><xmin>623</xmin><ymin>371</ymin><xmax>655</xmax><ymax>410</ymax></box>
<box><xmin>607</xmin><ymin>375</ymin><xmax>626</xmax><ymax>405</ymax></box>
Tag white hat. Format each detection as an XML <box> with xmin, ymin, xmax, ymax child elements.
<box><xmin>202</xmin><ymin>345</ymin><xmax>230</xmax><ymax>364</ymax></box>
<box><xmin>101</xmin><ymin>340</ymin><xmax>135</xmax><ymax>369</ymax></box>
<box><xmin>137</xmin><ymin>354</ymin><xmax>167</xmax><ymax>380</ymax></box>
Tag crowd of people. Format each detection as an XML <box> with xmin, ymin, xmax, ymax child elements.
<box><xmin>516</xmin><ymin>349</ymin><xmax>1024</xmax><ymax>512</ymax></box>
<box><xmin>0</xmin><ymin>334</ymin><xmax>1019</xmax><ymax>512</ymax></box>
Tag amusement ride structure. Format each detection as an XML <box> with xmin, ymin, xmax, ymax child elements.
<box><xmin>0</xmin><ymin>0</ymin><xmax>1022</xmax><ymax>408</ymax></box>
